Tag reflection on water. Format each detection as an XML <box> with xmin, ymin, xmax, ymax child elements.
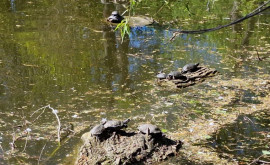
<box><xmin>0</xmin><ymin>0</ymin><xmax>270</xmax><ymax>164</ymax></box>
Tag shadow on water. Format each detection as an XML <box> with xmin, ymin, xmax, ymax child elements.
<box><xmin>207</xmin><ymin>110</ymin><xmax>270</xmax><ymax>163</ymax></box>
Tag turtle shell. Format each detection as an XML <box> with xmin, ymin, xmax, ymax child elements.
<box><xmin>156</xmin><ymin>72</ymin><xmax>167</xmax><ymax>79</ymax></box>
<box><xmin>128</xmin><ymin>16</ymin><xmax>154</xmax><ymax>27</ymax></box>
<box><xmin>167</xmin><ymin>71</ymin><xmax>187</xmax><ymax>80</ymax></box>
<box><xmin>138</xmin><ymin>124</ymin><xmax>161</xmax><ymax>134</ymax></box>
<box><xmin>107</xmin><ymin>12</ymin><xmax>154</xmax><ymax>27</ymax></box>
<box><xmin>182</xmin><ymin>63</ymin><xmax>199</xmax><ymax>73</ymax></box>
<box><xmin>90</xmin><ymin>124</ymin><xmax>105</xmax><ymax>136</ymax></box>
<box><xmin>104</xmin><ymin>119</ymin><xmax>130</xmax><ymax>130</ymax></box>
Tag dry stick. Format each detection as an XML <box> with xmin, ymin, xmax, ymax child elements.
<box><xmin>49</xmin><ymin>105</ymin><xmax>61</xmax><ymax>145</ymax></box>
<box><xmin>153</xmin><ymin>2</ymin><xmax>167</xmax><ymax>17</ymax></box>
<box><xmin>248</xmin><ymin>154</ymin><xmax>264</xmax><ymax>165</ymax></box>
<box><xmin>31</xmin><ymin>108</ymin><xmax>46</xmax><ymax>123</ymax></box>
<box><xmin>255</xmin><ymin>47</ymin><xmax>263</xmax><ymax>61</ymax></box>
<box><xmin>30</xmin><ymin>105</ymin><xmax>49</xmax><ymax>117</ymax></box>
<box><xmin>0</xmin><ymin>144</ymin><xmax>5</xmax><ymax>159</ymax></box>
<box><xmin>22</xmin><ymin>132</ymin><xmax>29</xmax><ymax>153</ymax></box>
<box><xmin>170</xmin><ymin>2</ymin><xmax>270</xmax><ymax>41</ymax></box>
<box><xmin>10</xmin><ymin>129</ymin><xmax>16</xmax><ymax>152</ymax></box>
<box><xmin>30</xmin><ymin>105</ymin><xmax>61</xmax><ymax>145</ymax></box>
<box><xmin>37</xmin><ymin>135</ymin><xmax>53</xmax><ymax>165</ymax></box>
<box><xmin>38</xmin><ymin>143</ymin><xmax>47</xmax><ymax>165</ymax></box>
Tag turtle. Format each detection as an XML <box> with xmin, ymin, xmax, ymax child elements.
<box><xmin>156</xmin><ymin>71</ymin><xmax>167</xmax><ymax>80</ymax></box>
<box><xmin>127</xmin><ymin>16</ymin><xmax>154</xmax><ymax>27</ymax></box>
<box><xmin>167</xmin><ymin>71</ymin><xmax>187</xmax><ymax>80</ymax></box>
<box><xmin>90</xmin><ymin>124</ymin><xmax>106</xmax><ymax>136</ymax></box>
<box><xmin>103</xmin><ymin>118</ymin><xmax>130</xmax><ymax>131</ymax></box>
<box><xmin>107</xmin><ymin>11</ymin><xmax>124</xmax><ymax>23</ymax></box>
<box><xmin>138</xmin><ymin>124</ymin><xmax>162</xmax><ymax>134</ymax></box>
<box><xmin>107</xmin><ymin>11</ymin><xmax>154</xmax><ymax>27</ymax></box>
<box><xmin>181</xmin><ymin>63</ymin><xmax>200</xmax><ymax>74</ymax></box>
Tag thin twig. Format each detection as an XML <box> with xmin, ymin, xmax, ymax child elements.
<box><xmin>248</xmin><ymin>154</ymin><xmax>264</xmax><ymax>165</ymax></box>
<box><xmin>153</xmin><ymin>1</ymin><xmax>167</xmax><ymax>17</ymax></box>
<box><xmin>30</xmin><ymin>105</ymin><xmax>50</xmax><ymax>117</ymax></box>
<box><xmin>48</xmin><ymin>105</ymin><xmax>61</xmax><ymax>145</ymax></box>
<box><xmin>22</xmin><ymin>132</ymin><xmax>30</xmax><ymax>153</ymax></box>
<box><xmin>206</xmin><ymin>0</ymin><xmax>210</xmax><ymax>11</ymax></box>
<box><xmin>30</xmin><ymin>105</ymin><xmax>62</xmax><ymax>144</ymax></box>
<box><xmin>38</xmin><ymin>141</ymin><xmax>48</xmax><ymax>165</ymax></box>
<box><xmin>255</xmin><ymin>47</ymin><xmax>263</xmax><ymax>61</ymax></box>
<box><xmin>0</xmin><ymin>144</ymin><xmax>5</xmax><ymax>159</ymax></box>
<box><xmin>31</xmin><ymin>108</ymin><xmax>46</xmax><ymax>123</ymax></box>
<box><xmin>10</xmin><ymin>129</ymin><xmax>16</xmax><ymax>152</ymax></box>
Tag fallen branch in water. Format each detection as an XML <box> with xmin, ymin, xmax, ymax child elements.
<box><xmin>170</xmin><ymin>1</ymin><xmax>270</xmax><ymax>41</ymax></box>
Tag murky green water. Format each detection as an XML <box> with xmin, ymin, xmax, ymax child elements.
<box><xmin>208</xmin><ymin>110</ymin><xmax>270</xmax><ymax>164</ymax></box>
<box><xmin>0</xmin><ymin>0</ymin><xmax>270</xmax><ymax>164</ymax></box>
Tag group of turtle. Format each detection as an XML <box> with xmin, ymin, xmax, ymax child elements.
<box><xmin>156</xmin><ymin>63</ymin><xmax>200</xmax><ymax>81</ymax></box>
<box><xmin>90</xmin><ymin>118</ymin><xmax>162</xmax><ymax>138</ymax></box>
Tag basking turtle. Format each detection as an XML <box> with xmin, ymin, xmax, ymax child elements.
<box><xmin>90</xmin><ymin>124</ymin><xmax>106</xmax><ymax>136</ymax></box>
<box><xmin>167</xmin><ymin>71</ymin><xmax>187</xmax><ymax>80</ymax></box>
<box><xmin>107</xmin><ymin>11</ymin><xmax>154</xmax><ymax>27</ymax></box>
<box><xmin>103</xmin><ymin>119</ymin><xmax>130</xmax><ymax>131</ymax></box>
<box><xmin>156</xmin><ymin>71</ymin><xmax>167</xmax><ymax>80</ymax></box>
<box><xmin>181</xmin><ymin>63</ymin><xmax>200</xmax><ymax>74</ymax></box>
<box><xmin>107</xmin><ymin>11</ymin><xmax>124</xmax><ymax>23</ymax></box>
<box><xmin>138</xmin><ymin>124</ymin><xmax>162</xmax><ymax>134</ymax></box>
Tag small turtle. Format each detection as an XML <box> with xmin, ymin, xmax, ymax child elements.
<box><xmin>90</xmin><ymin>124</ymin><xmax>106</xmax><ymax>136</ymax></box>
<box><xmin>138</xmin><ymin>124</ymin><xmax>162</xmax><ymax>134</ymax></box>
<box><xmin>156</xmin><ymin>71</ymin><xmax>167</xmax><ymax>80</ymax></box>
<box><xmin>107</xmin><ymin>11</ymin><xmax>124</xmax><ymax>23</ymax></box>
<box><xmin>103</xmin><ymin>119</ymin><xmax>130</xmax><ymax>131</ymax></box>
<box><xmin>167</xmin><ymin>71</ymin><xmax>187</xmax><ymax>80</ymax></box>
<box><xmin>181</xmin><ymin>63</ymin><xmax>200</xmax><ymax>74</ymax></box>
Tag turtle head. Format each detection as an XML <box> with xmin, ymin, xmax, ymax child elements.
<box><xmin>123</xmin><ymin>118</ymin><xmax>130</xmax><ymax>124</ymax></box>
<box><xmin>107</xmin><ymin>11</ymin><xmax>124</xmax><ymax>23</ymax></box>
<box><xmin>166</xmin><ymin>73</ymin><xmax>173</xmax><ymax>80</ymax></box>
<box><xmin>195</xmin><ymin>63</ymin><xmax>200</xmax><ymax>66</ymax></box>
<box><xmin>101</xmin><ymin>118</ymin><xmax>107</xmax><ymax>125</ymax></box>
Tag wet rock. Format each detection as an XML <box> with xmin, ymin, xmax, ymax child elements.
<box><xmin>77</xmin><ymin>131</ymin><xmax>182</xmax><ymax>165</ymax></box>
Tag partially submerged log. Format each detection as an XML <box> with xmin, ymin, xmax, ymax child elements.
<box><xmin>76</xmin><ymin>131</ymin><xmax>182</xmax><ymax>165</ymax></box>
<box><xmin>158</xmin><ymin>66</ymin><xmax>218</xmax><ymax>88</ymax></box>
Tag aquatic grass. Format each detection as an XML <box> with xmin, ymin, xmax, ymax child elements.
<box><xmin>114</xmin><ymin>0</ymin><xmax>139</xmax><ymax>42</ymax></box>
<box><xmin>115</xmin><ymin>19</ymin><xmax>130</xmax><ymax>43</ymax></box>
